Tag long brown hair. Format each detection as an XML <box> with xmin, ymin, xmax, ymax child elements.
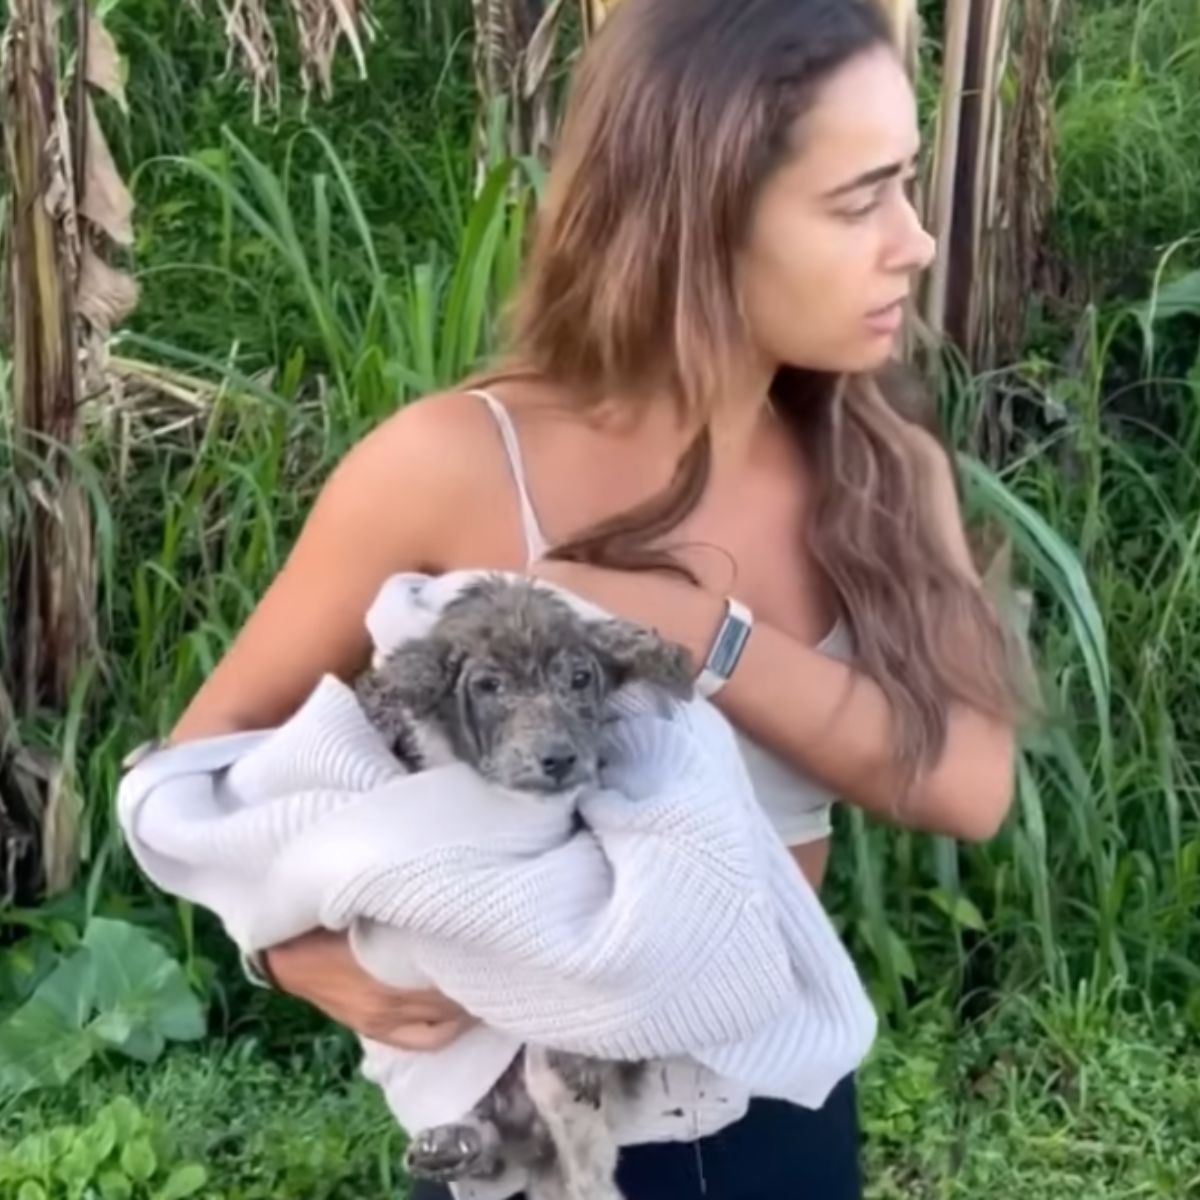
<box><xmin>469</xmin><ymin>0</ymin><xmax>1022</xmax><ymax>793</ymax></box>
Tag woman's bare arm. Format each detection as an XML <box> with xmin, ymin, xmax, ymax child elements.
<box><xmin>165</xmin><ymin>393</ymin><xmax>508</xmax><ymax>1048</ymax></box>
<box><xmin>718</xmin><ymin>427</ymin><xmax>1017</xmax><ymax>841</ymax></box>
<box><xmin>532</xmin><ymin>435</ymin><xmax>1017</xmax><ymax>843</ymax></box>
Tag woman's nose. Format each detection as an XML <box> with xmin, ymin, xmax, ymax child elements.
<box><xmin>885</xmin><ymin>197</ymin><xmax>937</xmax><ymax>274</ymax></box>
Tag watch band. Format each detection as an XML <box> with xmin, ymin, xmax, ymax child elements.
<box><xmin>696</xmin><ymin>596</ymin><xmax>754</xmax><ymax>698</ymax></box>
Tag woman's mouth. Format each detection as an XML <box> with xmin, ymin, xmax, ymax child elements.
<box><xmin>864</xmin><ymin>298</ymin><xmax>906</xmax><ymax>336</ymax></box>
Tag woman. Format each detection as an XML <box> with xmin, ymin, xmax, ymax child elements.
<box><xmin>169</xmin><ymin>0</ymin><xmax>1021</xmax><ymax>1195</ymax></box>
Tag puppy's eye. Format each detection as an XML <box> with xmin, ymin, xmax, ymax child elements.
<box><xmin>473</xmin><ymin>674</ymin><xmax>503</xmax><ymax>695</ymax></box>
<box><xmin>570</xmin><ymin>667</ymin><xmax>594</xmax><ymax>691</ymax></box>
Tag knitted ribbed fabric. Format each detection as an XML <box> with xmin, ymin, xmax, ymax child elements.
<box><xmin>116</xmin><ymin>571</ymin><xmax>877</xmax><ymax>1200</ymax></box>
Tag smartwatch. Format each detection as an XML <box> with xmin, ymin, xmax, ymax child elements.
<box><xmin>696</xmin><ymin>596</ymin><xmax>754</xmax><ymax>698</ymax></box>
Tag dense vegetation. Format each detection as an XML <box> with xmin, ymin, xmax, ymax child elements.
<box><xmin>2</xmin><ymin>0</ymin><xmax>1199</xmax><ymax>1195</ymax></box>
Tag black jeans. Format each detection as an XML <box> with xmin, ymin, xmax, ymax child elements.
<box><xmin>409</xmin><ymin>1073</ymin><xmax>861</xmax><ymax>1200</ymax></box>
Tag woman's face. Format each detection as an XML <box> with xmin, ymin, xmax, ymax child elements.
<box><xmin>736</xmin><ymin>45</ymin><xmax>936</xmax><ymax>376</ymax></box>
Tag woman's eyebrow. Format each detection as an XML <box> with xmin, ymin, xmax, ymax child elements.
<box><xmin>822</xmin><ymin>153</ymin><xmax>920</xmax><ymax>199</ymax></box>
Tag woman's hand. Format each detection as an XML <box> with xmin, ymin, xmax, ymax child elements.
<box><xmin>264</xmin><ymin>928</ymin><xmax>476</xmax><ymax>1051</ymax></box>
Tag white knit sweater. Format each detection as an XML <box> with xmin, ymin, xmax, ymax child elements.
<box><xmin>116</xmin><ymin>571</ymin><xmax>877</xmax><ymax>1200</ymax></box>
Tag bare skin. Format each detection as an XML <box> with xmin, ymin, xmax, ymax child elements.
<box><xmin>168</xmin><ymin>47</ymin><xmax>1014</xmax><ymax>1052</ymax></box>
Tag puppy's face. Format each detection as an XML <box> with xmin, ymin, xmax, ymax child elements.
<box><xmin>361</xmin><ymin>578</ymin><xmax>695</xmax><ymax>795</ymax></box>
<box><xmin>454</xmin><ymin>642</ymin><xmax>609</xmax><ymax>793</ymax></box>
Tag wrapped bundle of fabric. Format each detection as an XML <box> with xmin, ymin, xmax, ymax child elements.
<box><xmin>116</xmin><ymin>570</ymin><xmax>876</xmax><ymax>1200</ymax></box>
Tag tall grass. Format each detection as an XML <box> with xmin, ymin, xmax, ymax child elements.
<box><xmin>838</xmin><ymin>252</ymin><xmax>1200</xmax><ymax>1022</ymax></box>
<box><xmin>825</xmin><ymin>0</ymin><xmax>1200</xmax><ymax>1024</ymax></box>
<box><xmin>102</xmin><ymin>0</ymin><xmax>479</xmax><ymax>364</ymax></box>
<box><xmin>66</xmin><ymin>133</ymin><xmax>537</xmax><ymax>914</ymax></box>
<box><xmin>1053</xmin><ymin>0</ymin><xmax>1200</xmax><ymax>298</ymax></box>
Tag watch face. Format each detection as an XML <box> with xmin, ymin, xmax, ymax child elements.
<box><xmin>708</xmin><ymin>612</ymin><xmax>752</xmax><ymax>679</ymax></box>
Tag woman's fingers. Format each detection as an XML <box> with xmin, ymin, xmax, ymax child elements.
<box><xmin>262</xmin><ymin>929</ymin><xmax>476</xmax><ymax>1049</ymax></box>
<box><xmin>381</xmin><ymin>1016</ymin><xmax>476</xmax><ymax>1051</ymax></box>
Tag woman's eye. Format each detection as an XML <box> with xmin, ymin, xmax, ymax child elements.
<box><xmin>838</xmin><ymin>197</ymin><xmax>880</xmax><ymax>222</ymax></box>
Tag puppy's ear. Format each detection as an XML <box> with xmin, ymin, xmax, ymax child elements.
<box><xmin>586</xmin><ymin>618</ymin><xmax>696</xmax><ymax>699</ymax></box>
<box><xmin>363</xmin><ymin>635</ymin><xmax>458</xmax><ymax>717</ymax></box>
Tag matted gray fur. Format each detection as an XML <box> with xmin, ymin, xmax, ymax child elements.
<box><xmin>352</xmin><ymin>574</ymin><xmax>696</xmax><ymax>1200</ymax></box>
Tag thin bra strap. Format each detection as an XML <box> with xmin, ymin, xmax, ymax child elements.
<box><xmin>468</xmin><ymin>388</ymin><xmax>551</xmax><ymax>565</ymax></box>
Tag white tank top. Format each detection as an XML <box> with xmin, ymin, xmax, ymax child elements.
<box><xmin>470</xmin><ymin>389</ymin><xmax>847</xmax><ymax>847</ymax></box>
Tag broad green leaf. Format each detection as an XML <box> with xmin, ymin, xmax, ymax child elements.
<box><xmin>90</xmin><ymin>1010</ymin><xmax>136</xmax><ymax>1048</ymax></box>
<box><xmin>0</xmin><ymin>950</ymin><xmax>97</xmax><ymax>1099</ymax></box>
<box><xmin>155</xmin><ymin>1164</ymin><xmax>209</xmax><ymax>1200</ymax></box>
<box><xmin>98</xmin><ymin>1170</ymin><xmax>134</xmax><ymax>1200</ymax></box>
<box><xmin>120</xmin><ymin>1138</ymin><xmax>157</xmax><ymax>1184</ymax></box>
<box><xmin>928</xmin><ymin>888</ymin><xmax>988</xmax><ymax>932</ymax></box>
<box><xmin>4</xmin><ymin>1128</ymin><xmax>76</xmax><ymax>1174</ymax></box>
<box><xmin>17</xmin><ymin>1182</ymin><xmax>48</xmax><ymax>1200</ymax></box>
<box><xmin>81</xmin><ymin>1110</ymin><xmax>120</xmax><ymax>1166</ymax></box>
<box><xmin>0</xmin><ymin>935</ymin><xmax>63</xmax><ymax>1013</ymax></box>
<box><xmin>96</xmin><ymin>1096</ymin><xmax>145</xmax><ymax>1141</ymax></box>
<box><xmin>83</xmin><ymin>918</ymin><xmax>207</xmax><ymax>1059</ymax></box>
<box><xmin>0</xmin><ymin>920</ymin><xmax>206</xmax><ymax>1102</ymax></box>
<box><xmin>55</xmin><ymin>1134</ymin><xmax>108</xmax><ymax>1187</ymax></box>
<box><xmin>1133</xmin><ymin>268</ymin><xmax>1200</xmax><ymax>339</ymax></box>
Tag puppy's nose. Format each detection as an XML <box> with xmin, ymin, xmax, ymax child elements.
<box><xmin>540</xmin><ymin>750</ymin><xmax>578</xmax><ymax>785</ymax></box>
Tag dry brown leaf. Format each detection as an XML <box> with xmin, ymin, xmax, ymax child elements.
<box><xmin>325</xmin><ymin>0</ymin><xmax>370</xmax><ymax>79</ymax></box>
<box><xmin>184</xmin><ymin>0</ymin><xmax>377</xmax><ymax>116</ymax></box>
<box><xmin>217</xmin><ymin>0</ymin><xmax>280</xmax><ymax>122</ymax></box>
<box><xmin>26</xmin><ymin>474</ymin><xmax>99</xmax><ymax>711</ymax></box>
<box><xmin>43</xmin><ymin>83</ymin><xmax>82</xmax><ymax>284</ymax></box>
<box><xmin>76</xmin><ymin>239</ymin><xmax>140</xmax><ymax>335</ymax></box>
<box><xmin>875</xmin><ymin>0</ymin><xmax>920</xmax><ymax>78</ymax></box>
<box><xmin>80</xmin><ymin>97</ymin><xmax>133</xmax><ymax>246</ymax></box>
<box><xmin>3</xmin><ymin>0</ymin><xmax>83</xmax><ymax>444</ymax></box>
<box><xmin>920</xmin><ymin>0</ymin><xmax>970</xmax><ymax>340</ymax></box>
<box><xmin>579</xmin><ymin>0</ymin><xmax>620</xmax><ymax>38</ymax></box>
<box><xmin>86</xmin><ymin>10</ymin><xmax>127</xmax><ymax>112</ymax></box>
<box><xmin>524</xmin><ymin>0</ymin><xmax>567</xmax><ymax>99</ymax></box>
<box><xmin>40</xmin><ymin>759</ymin><xmax>80</xmax><ymax>897</ymax></box>
<box><xmin>289</xmin><ymin>0</ymin><xmax>376</xmax><ymax>101</ymax></box>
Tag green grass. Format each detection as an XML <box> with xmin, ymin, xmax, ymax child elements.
<box><xmin>860</xmin><ymin>987</ymin><xmax>1200</xmax><ymax>1197</ymax></box>
<box><xmin>1053</xmin><ymin>0</ymin><xmax>1200</xmax><ymax>297</ymax></box>
<box><xmin>0</xmin><ymin>1039</ymin><xmax>403</xmax><ymax>1199</ymax></box>
<box><xmin>106</xmin><ymin>0</ymin><xmax>479</xmax><ymax>370</ymax></box>
<box><xmin>2</xmin><ymin>989</ymin><xmax>1195</xmax><ymax>1199</ymax></box>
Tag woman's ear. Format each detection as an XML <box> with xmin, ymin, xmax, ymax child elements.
<box><xmin>586</xmin><ymin>618</ymin><xmax>696</xmax><ymax>698</ymax></box>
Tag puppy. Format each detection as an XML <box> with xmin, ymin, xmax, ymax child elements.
<box><xmin>353</xmin><ymin>575</ymin><xmax>695</xmax><ymax>1200</ymax></box>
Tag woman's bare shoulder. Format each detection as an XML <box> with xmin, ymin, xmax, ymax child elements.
<box><xmin>344</xmin><ymin>390</ymin><xmax>505</xmax><ymax>486</ymax></box>
<box><xmin>327</xmin><ymin>389</ymin><xmax>526</xmax><ymax>550</ymax></box>
<box><xmin>167</xmin><ymin>389</ymin><xmax>524</xmax><ymax>741</ymax></box>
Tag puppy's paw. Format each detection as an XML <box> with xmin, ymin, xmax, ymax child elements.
<box><xmin>404</xmin><ymin>1121</ymin><xmax>502</xmax><ymax>1182</ymax></box>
